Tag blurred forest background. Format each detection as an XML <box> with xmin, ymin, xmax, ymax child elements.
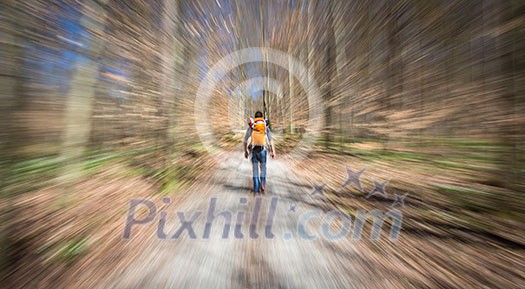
<box><xmin>0</xmin><ymin>0</ymin><xmax>524</xmax><ymax>288</ymax></box>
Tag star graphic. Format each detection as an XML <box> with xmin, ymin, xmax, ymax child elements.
<box><xmin>310</xmin><ymin>183</ymin><xmax>327</xmax><ymax>198</ymax></box>
<box><xmin>288</xmin><ymin>204</ymin><xmax>297</xmax><ymax>213</ymax></box>
<box><xmin>391</xmin><ymin>193</ymin><xmax>409</xmax><ymax>207</ymax></box>
<box><xmin>340</xmin><ymin>166</ymin><xmax>366</xmax><ymax>192</ymax></box>
<box><xmin>366</xmin><ymin>179</ymin><xmax>389</xmax><ymax>199</ymax></box>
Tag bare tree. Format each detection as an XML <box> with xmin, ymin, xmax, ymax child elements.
<box><xmin>58</xmin><ymin>0</ymin><xmax>108</xmax><ymax>183</ymax></box>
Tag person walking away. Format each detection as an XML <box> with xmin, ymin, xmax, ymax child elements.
<box><xmin>243</xmin><ymin>111</ymin><xmax>276</xmax><ymax>193</ymax></box>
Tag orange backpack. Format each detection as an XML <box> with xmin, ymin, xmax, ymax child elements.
<box><xmin>249</xmin><ymin>117</ymin><xmax>267</xmax><ymax>146</ymax></box>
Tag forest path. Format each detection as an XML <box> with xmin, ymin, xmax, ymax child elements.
<box><xmin>108</xmin><ymin>151</ymin><xmax>364</xmax><ymax>289</ymax></box>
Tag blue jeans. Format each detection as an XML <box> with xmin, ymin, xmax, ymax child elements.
<box><xmin>251</xmin><ymin>150</ymin><xmax>267</xmax><ymax>192</ymax></box>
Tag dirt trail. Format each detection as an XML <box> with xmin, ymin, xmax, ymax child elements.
<box><xmin>106</xmin><ymin>152</ymin><xmax>365</xmax><ymax>289</ymax></box>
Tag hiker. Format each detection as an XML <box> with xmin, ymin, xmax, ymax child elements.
<box><xmin>243</xmin><ymin>111</ymin><xmax>276</xmax><ymax>193</ymax></box>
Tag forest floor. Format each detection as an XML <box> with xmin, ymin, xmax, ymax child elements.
<box><xmin>3</xmin><ymin>144</ymin><xmax>524</xmax><ymax>288</ymax></box>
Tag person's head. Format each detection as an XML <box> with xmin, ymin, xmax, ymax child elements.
<box><xmin>254</xmin><ymin>111</ymin><xmax>263</xmax><ymax>118</ymax></box>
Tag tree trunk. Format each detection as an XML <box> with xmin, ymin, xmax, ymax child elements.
<box><xmin>158</xmin><ymin>0</ymin><xmax>181</xmax><ymax>162</ymax></box>
<box><xmin>58</xmin><ymin>0</ymin><xmax>108</xmax><ymax>183</ymax></box>
<box><xmin>0</xmin><ymin>1</ymin><xmax>25</xmax><ymax>280</ymax></box>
